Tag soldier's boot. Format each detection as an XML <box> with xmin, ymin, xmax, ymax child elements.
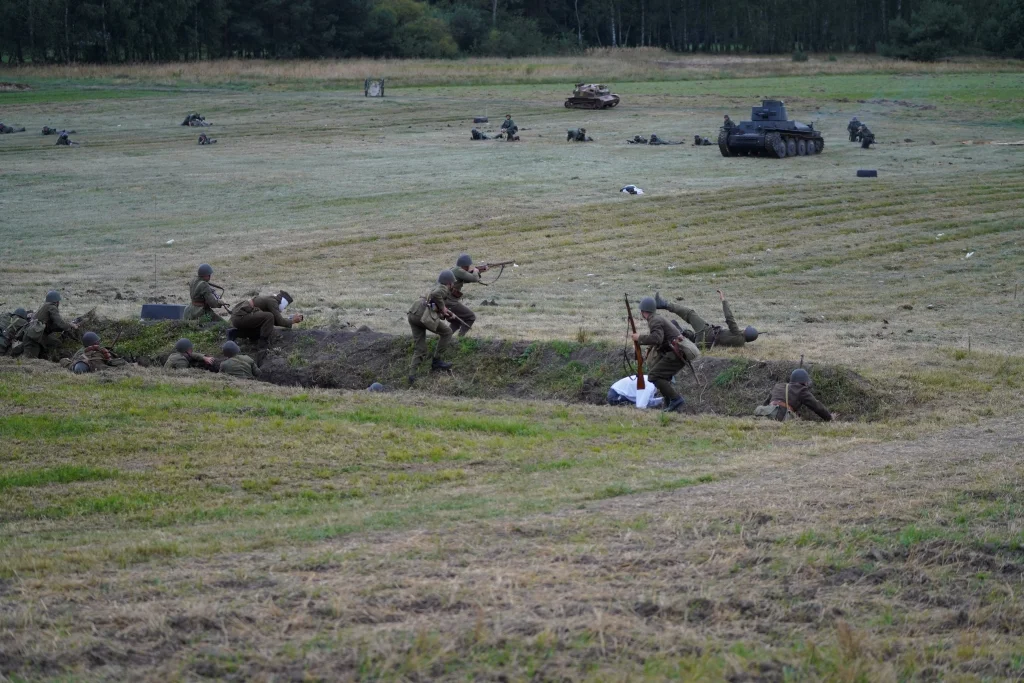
<box><xmin>654</xmin><ymin>292</ymin><xmax>669</xmax><ymax>310</ymax></box>
<box><xmin>431</xmin><ymin>358</ymin><xmax>453</xmax><ymax>371</ymax></box>
<box><xmin>457</xmin><ymin>325</ymin><xmax>471</xmax><ymax>338</ymax></box>
<box><xmin>226</xmin><ymin>328</ymin><xmax>238</xmax><ymax>342</ymax></box>
<box><xmin>663</xmin><ymin>397</ymin><xmax>685</xmax><ymax>413</ymax></box>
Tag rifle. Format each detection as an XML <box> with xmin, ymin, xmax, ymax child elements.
<box><xmin>624</xmin><ymin>294</ymin><xmax>646</xmax><ymax>391</ymax></box>
<box><xmin>478</xmin><ymin>260</ymin><xmax>517</xmax><ymax>285</ymax></box>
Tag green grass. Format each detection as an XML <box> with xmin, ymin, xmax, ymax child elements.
<box><xmin>0</xmin><ymin>465</ymin><xmax>119</xmax><ymax>491</ymax></box>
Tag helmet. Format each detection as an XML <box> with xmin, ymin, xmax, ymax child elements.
<box><xmin>72</xmin><ymin>361</ymin><xmax>91</xmax><ymax>374</ymax></box>
<box><xmin>222</xmin><ymin>341</ymin><xmax>240</xmax><ymax>357</ymax></box>
<box><xmin>13</xmin><ymin>308</ymin><xmax>26</xmax><ymax>319</ymax></box>
<box><xmin>277</xmin><ymin>290</ymin><xmax>293</xmax><ymax>305</ymax></box>
<box><xmin>82</xmin><ymin>331</ymin><xmax>100</xmax><ymax>346</ymax></box>
<box><xmin>198</xmin><ymin>264</ymin><xmax>213</xmax><ymax>278</ymax></box>
<box><xmin>174</xmin><ymin>338</ymin><xmax>193</xmax><ymax>353</ymax></box>
<box><xmin>790</xmin><ymin>368</ymin><xmax>811</xmax><ymax>384</ymax></box>
<box><xmin>438</xmin><ymin>270</ymin><xmax>456</xmax><ymax>285</ymax></box>
<box><xmin>367</xmin><ymin>382</ymin><xmax>385</xmax><ymax>392</ymax></box>
<box><xmin>45</xmin><ymin>290</ymin><xmax>61</xmax><ymax>303</ymax></box>
<box><xmin>456</xmin><ymin>254</ymin><xmax>472</xmax><ymax>269</ymax></box>
<box><xmin>580</xmin><ymin>127</ymin><xmax>586</xmax><ymax>133</ymax></box>
<box><xmin>744</xmin><ymin>326</ymin><xmax>758</xmax><ymax>342</ymax></box>
<box><xmin>639</xmin><ymin>296</ymin><xmax>656</xmax><ymax>314</ymax></box>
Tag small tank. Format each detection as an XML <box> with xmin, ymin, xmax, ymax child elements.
<box><xmin>718</xmin><ymin>100</ymin><xmax>824</xmax><ymax>158</ymax></box>
<box><xmin>564</xmin><ymin>83</ymin><xmax>620</xmax><ymax>110</ymax></box>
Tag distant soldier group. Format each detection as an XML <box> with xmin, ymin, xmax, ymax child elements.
<box><xmin>848</xmin><ymin>117</ymin><xmax>876</xmax><ymax>148</ymax></box>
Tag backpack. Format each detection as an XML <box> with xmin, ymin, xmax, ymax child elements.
<box><xmin>22</xmin><ymin>318</ymin><xmax>46</xmax><ymax>343</ymax></box>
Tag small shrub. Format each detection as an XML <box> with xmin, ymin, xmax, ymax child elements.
<box><xmin>827</xmin><ymin>54</ymin><xmax>838</xmax><ymax>62</ymax></box>
<box><xmin>576</xmin><ymin>327</ymin><xmax>591</xmax><ymax>344</ymax></box>
<box><xmin>792</xmin><ymin>50</ymin><xmax>809</xmax><ymax>62</ymax></box>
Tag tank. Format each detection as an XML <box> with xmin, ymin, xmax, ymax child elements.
<box><xmin>718</xmin><ymin>100</ymin><xmax>824</xmax><ymax>158</ymax></box>
<box><xmin>564</xmin><ymin>83</ymin><xmax>620</xmax><ymax>110</ymax></box>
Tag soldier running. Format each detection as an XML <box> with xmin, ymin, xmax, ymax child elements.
<box><xmin>184</xmin><ymin>264</ymin><xmax>230</xmax><ymax>323</ymax></box>
<box><xmin>61</xmin><ymin>331</ymin><xmax>127</xmax><ymax>373</ymax></box>
<box><xmin>22</xmin><ymin>291</ymin><xmax>78</xmax><ymax>360</ymax></box>
<box><xmin>228</xmin><ymin>291</ymin><xmax>303</xmax><ymax>365</ymax></box>
<box><xmin>164</xmin><ymin>338</ymin><xmax>216</xmax><ymax>371</ymax></box>
<box><xmin>407</xmin><ymin>270</ymin><xmax>457</xmax><ymax>383</ymax></box>
<box><xmin>631</xmin><ymin>296</ymin><xmax>698</xmax><ymax>413</ymax></box>
<box><xmin>654</xmin><ymin>289</ymin><xmax>758</xmax><ymax>349</ymax></box>
<box><xmin>219</xmin><ymin>341</ymin><xmax>260</xmax><ymax>379</ymax></box>
<box><xmin>754</xmin><ymin>368</ymin><xmax>835</xmax><ymax>421</ymax></box>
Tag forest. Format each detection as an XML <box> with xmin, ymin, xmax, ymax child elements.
<box><xmin>0</xmin><ymin>0</ymin><xmax>1022</xmax><ymax>64</ymax></box>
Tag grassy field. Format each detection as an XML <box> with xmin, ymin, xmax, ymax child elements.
<box><xmin>1</xmin><ymin>54</ymin><xmax>1024</xmax><ymax>680</ymax></box>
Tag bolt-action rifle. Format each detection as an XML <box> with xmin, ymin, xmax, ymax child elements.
<box><xmin>624</xmin><ymin>294</ymin><xmax>646</xmax><ymax>391</ymax></box>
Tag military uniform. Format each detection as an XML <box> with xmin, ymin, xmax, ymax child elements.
<box><xmin>858</xmin><ymin>125</ymin><xmax>875</xmax><ymax>148</ymax></box>
<box><xmin>501</xmin><ymin>117</ymin><xmax>517</xmax><ymax>134</ymax></box>
<box><xmin>23</xmin><ymin>301</ymin><xmax>75</xmax><ymax>359</ymax></box>
<box><xmin>663</xmin><ymin>299</ymin><xmax>747</xmax><ymax>348</ymax></box>
<box><xmin>0</xmin><ymin>123</ymin><xmax>26</xmax><ymax>134</ymax></box>
<box><xmin>61</xmin><ymin>345</ymin><xmax>127</xmax><ymax>372</ymax></box>
<box><xmin>637</xmin><ymin>313</ymin><xmax>696</xmax><ymax>404</ymax></box>
<box><xmin>0</xmin><ymin>316</ymin><xmax>28</xmax><ymax>354</ymax></box>
<box><xmin>755</xmin><ymin>382</ymin><xmax>833</xmax><ymax>421</ymax></box>
<box><xmin>567</xmin><ymin>129</ymin><xmax>591</xmax><ymax>142</ymax></box>
<box><xmin>164</xmin><ymin>350</ymin><xmax>210</xmax><ymax>370</ymax></box>
<box><xmin>184</xmin><ymin>277</ymin><xmax>226</xmax><ymax>322</ymax></box>
<box><xmin>408</xmin><ymin>283</ymin><xmax>453</xmax><ymax>373</ymax></box>
<box><xmin>220</xmin><ymin>354</ymin><xmax>260</xmax><ymax>379</ymax></box>
<box><xmin>447</xmin><ymin>267</ymin><xmax>480</xmax><ymax>336</ymax></box>
<box><xmin>848</xmin><ymin>118</ymin><xmax>861</xmax><ymax>142</ymax></box>
<box><xmin>229</xmin><ymin>296</ymin><xmax>294</xmax><ymax>347</ymax></box>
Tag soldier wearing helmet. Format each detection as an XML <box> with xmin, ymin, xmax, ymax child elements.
<box><xmin>22</xmin><ymin>291</ymin><xmax>79</xmax><ymax>360</ymax></box>
<box><xmin>228</xmin><ymin>290</ymin><xmax>303</xmax><ymax>366</ymax></box>
<box><xmin>61</xmin><ymin>331</ymin><xmax>126</xmax><ymax>373</ymax></box>
<box><xmin>0</xmin><ymin>308</ymin><xmax>30</xmax><ymax>355</ymax></box>
<box><xmin>445</xmin><ymin>254</ymin><xmax>486</xmax><ymax>338</ymax></box>
<box><xmin>755</xmin><ymin>367</ymin><xmax>834</xmax><ymax>422</ymax></box>
<box><xmin>184</xmin><ymin>264</ymin><xmax>230</xmax><ymax>323</ymax></box>
<box><xmin>630</xmin><ymin>295</ymin><xmax>696</xmax><ymax>413</ymax></box>
<box><xmin>653</xmin><ymin>289</ymin><xmax>757</xmax><ymax>349</ymax></box>
<box><xmin>218</xmin><ymin>341</ymin><xmax>260</xmax><ymax>380</ymax></box>
<box><xmin>407</xmin><ymin>270</ymin><xmax>457</xmax><ymax>383</ymax></box>
<box><xmin>164</xmin><ymin>338</ymin><xmax>216</xmax><ymax>371</ymax></box>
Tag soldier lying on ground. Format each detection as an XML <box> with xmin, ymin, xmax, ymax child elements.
<box><xmin>181</xmin><ymin>113</ymin><xmax>211</xmax><ymax>127</ymax></box>
<box><xmin>55</xmin><ymin>131</ymin><xmax>78</xmax><ymax>146</ymax></box>
<box><xmin>61</xmin><ymin>331</ymin><xmax>127</xmax><ymax>373</ymax></box>
<box><xmin>407</xmin><ymin>270</ymin><xmax>457</xmax><ymax>384</ymax></box>
<box><xmin>184</xmin><ymin>264</ymin><xmax>230</xmax><ymax>323</ymax></box>
<box><xmin>654</xmin><ymin>289</ymin><xmax>758</xmax><ymax>349</ymax></box>
<box><xmin>198</xmin><ymin>133</ymin><xmax>217</xmax><ymax>145</ymax></box>
<box><xmin>471</xmin><ymin>128</ymin><xmax>495</xmax><ymax>140</ymax></box>
<box><xmin>42</xmin><ymin>126</ymin><xmax>76</xmax><ymax>135</ymax></box>
<box><xmin>693</xmin><ymin>135</ymin><xmax>714</xmax><ymax>146</ymax></box>
<box><xmin>567</xmin><ymin>128</ymin><xmax>593</xmax><ymax>142</ymax></box>
<box><xmin>631</xmin><ymin>296</ymin><xmax>700</xmax><ymax>413</ymax></box>
<box><xmin>22</xmin><ymin>291</ymin><xmax>79</xmax><ymax>360</ymax></box>
<box><xmin>648</xmin><ymin>134</ymin><xmax>684</xmax><ymax>146</ymax></box>
<box><xmin>858</xmin><ymin>125</ymin><xmax>875</xmax><ymax>148</ymax></box>
<box><xmin>228</xmin><ymin>291</ymin><xmax>303</xmax><ymax>365</ymax></box>
<box><xmin>607</xmin><ymin>374</ymin><xmax>664</xmax><ymax>409</ymax></box>
<box><xmin>627</xmin><ymin>135</ymin><xmax>649</xmax><ymax>144</ymax></box>
<box><xmin>219</xmin><ymin>341</ymin><xmax>260</xmax><ymax>380</ymax></box>
<box><xmin>0</xmin><ymin>308</ymin><xmax>29</xmax><ymax>355</ymax></box>
<box><xmin>0</xmin><ymin>123</ymin><xmax>26</xmax><ymax>134</ymax></box>
<box><xmin>164</xmin><ymin>338</ymin><xmax>217</xmax><ymax>371</ymax></box>
<box><xmin>754</xmin><ymin>368</ymin><xmax>835</xmax><ymax>422</ymax></box>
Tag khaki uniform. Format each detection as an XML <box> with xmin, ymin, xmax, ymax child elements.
<box><xmin>637</xmin><ymin>313</ymin><xmax>699</xmax><ymax>403</ymax></box>
<box><xmin>408</xmin><ymin>283</ymin><xmax>453</xmax><ymax>372</ymax></box>
<box><xmin>447</xmin><ymin>266</ymin><xmax>480</xmax><ymax>336</ymax></box>
<box><xmin>230</xmin><ymin>296</ymin><xmax>293</xmax><ymax>347</ymax></box>
<box><xmin>220</xmin><ymin>355</ymin><xmax>260</xmax><ymax>380</ymax></box>
<box><xmin>664</xmin><ymin>299</ymin><xmax>746</xmax><ymax>349</ymax></box>
<box><xmin>23</xmin><ymin>301</ymin><xmax>75</xmax><ymax>359</ymax></box>
<box><xmin>0</xmin><ymin>317</ymin><xmax>28</xmax><ymax>354</ymax></box>
<box><xmin>164</xmin><ymin>350</ymin><xmax>212</xmax><ymax>370</ymax></box>
<box><xmin>184</xmin><ymin>278</ymin><xmax>225</xmax><ymax>322</ymax></box>
<box><xmin>755</xmin><ymin>382</ymin><xmax>832</xmax><ymax>421</ymax></box>
<box><xmin>61</xmin><ymin>345</ymin><xmax>127</xmax><ymax>372</ymax></box>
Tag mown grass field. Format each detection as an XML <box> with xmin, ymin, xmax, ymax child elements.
<box><xmin>1</xmin><ymin>54</ymin><xmax>1024</xmax><ymax>680</ymax></box>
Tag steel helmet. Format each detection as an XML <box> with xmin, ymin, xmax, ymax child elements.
<box><xmin>456</xmin><ymin>254</ymin><xmax>472</xmax><ymax>269</ymax></box>
<box><xmin>744</xmin><ymin>325</ymin><xmax>758</xmax><ymax>342</ymax></box>
<box><xmin>438</xmin><ymin>270</ymin><xmax>456</xmax><ymax>285</ymax></box>
<box><xmin>198</xmin><ymin>264</ymin><xmax>213</xmax><ymax>278</ymax></box>
<box><xmin>222</xmin><ymin>341</ymin><xmax>240</xmax><ymax>357</ymax></box>
<box><xmin>174</xmin><ymin>338</ymin><xmax>193</xmax><ymax>353</ymax></box>
<box><xmin>45</xmin><ymin>290</ymin><xmax>61</xmax><ymax>303</ymax></box>
<box><xmin>790</xmin><ymin>368</ymin><xmax>811</xmax><ymax>384</ymax></box>
<box><xmin>82</xmin><ymin>331</ymin><xmax>100</xmax><ymax>346</ymax></box>
<box><xmin>13</xmin><ymin>307</ymin><xmax>27</xmax><ymax>319</ymax></box>
<box><xmin>639</xmin><ymin>297</ymin><xmax>657</xmax><ymax>314</ymax></box>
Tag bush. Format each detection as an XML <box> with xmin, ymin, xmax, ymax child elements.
<box><xmin>792</xmin><ymin>50</ymin><xmax>808</xmax><ymax>62</ymax></box>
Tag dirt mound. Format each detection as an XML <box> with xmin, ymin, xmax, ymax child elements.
<box><xmin>58</xmin><ymin>316</ymin><xmax>897</xmax><ymax>421</ymax></box>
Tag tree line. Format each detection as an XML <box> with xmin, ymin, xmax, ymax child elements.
<box><xmin>1</xmin><ymin>0</ymin><xmax>1021</xmax><ymax>64</ymax></box>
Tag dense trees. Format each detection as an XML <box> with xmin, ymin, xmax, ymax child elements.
<box><xmin>0</xmin><ymin>0</ymin><xmax>1020</xmax><ymax>63</ymax></box>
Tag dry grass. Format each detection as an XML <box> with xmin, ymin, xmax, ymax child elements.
<box><xmin>3</xmin><ymin>50</ymin><xmax>1023</xmax><ymax>87</ymax></box>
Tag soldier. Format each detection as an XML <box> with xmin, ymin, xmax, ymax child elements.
<box><xmin>228</xmin><ymin>291</ymin><xmax>303</xmax><ymax>364</ymax></box>
<box><xmin>630</xmin><ymin>296</ymin><xmax>697</xmax><ymax>413</ymax></box>
<box><xmin>848</xmin><ymin>117</ymin><xmax>861</xmax><ymax>142</ymax></box>
<box><xmin>42</xmin><ymin>126</ymin><xmax>76</xmax><ymax>135</ymax></box>
<box><xmin>723</xmin><ymin>115</ymin><xmax>735</xmax><ymax>131</ymax></box>
<box><xmin>858</xmin><ymin>124</ymin><xmax>875</xmax><ymax>148</ymax></box>
<box><xmin>61</xmin><ymin>331</ymin><xmax>127</xmax><ymax>373</ymax></box>
<box><xmin>55</xmin><ymin>131</ymin><xmax>78</xmax><ymax>146</ymax></box>
<box><xmin>654</xmin><ymin>289</ymin><xmax>757</xmax><ymax>349</ymax></box>
<box><xmin>182</xmin><ymin>113</ymin><xmax>210</xmax><ymax>127</ymax></box>
<box><xmin>693</xmin><ymin>135</ymin><xmax>713</xmax><ymax>146</ymax></box>
<box><xmin>184</xmin><ymin>264</ymin><xmax>230</xmax><ymax>323</ymax></box>
<box><xmin>448</xmin><ymin>254</ymin><xmax>485</xmax><ymax>337</ymax></box>
<box><xmin>164</xmin><ymin>338</ymin><xmax>216</xmax><ymax>371</ymax></box>
<box><xmin>0</xmin><ymin>122</ymin><xmax>26</xmax><ymax>134</ymax></box>
<box><xmin>219</xmin><ymin>341</ymin><xmax>260</xmax><ymax>380</ymax></box>
<box><xmin>500</xmin><ymin>114</ymin><xmax>517</xmax><ymax>137</ymax></box>
<box><xmin>648</xmin><ymin>133</ymin><xmax>683</xmax><ymax>146</ymax></box>
<box><xmin>407</xmin><ymin>270</ymin><xmax>456</xmax><ymax>383</ymax></box>
<box><xmin>566</xmin><ymin>128</ymin><xmax>592</xmax><ymax>142</ymax></box>
<box><xmin>627</xmin><ymin>135</ymin><xmax>649</xmax><ymax>144</ymax></box>
<box><xmin>471</xmin><ymin>128</ymin><xmax>491</xmax><ymax>140</ymax></box>
<box><xmin>0</xmin><ymin>308</ymin><xmax>29</xmax><ymax>355</ymax></box>
<box><xmin>198</xmin><ymin>133</ymin><xmax>217</xmax><ymax>145</ymax></box>
<box><xmin>754</xmin><ymin>368</ymin><xmax>834</xmax><ymax>421</ymax></box>
<box><xmin>22</xmin><ymin>291</ymin><xmax>78</xmax><ymax>360</ymax></box>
